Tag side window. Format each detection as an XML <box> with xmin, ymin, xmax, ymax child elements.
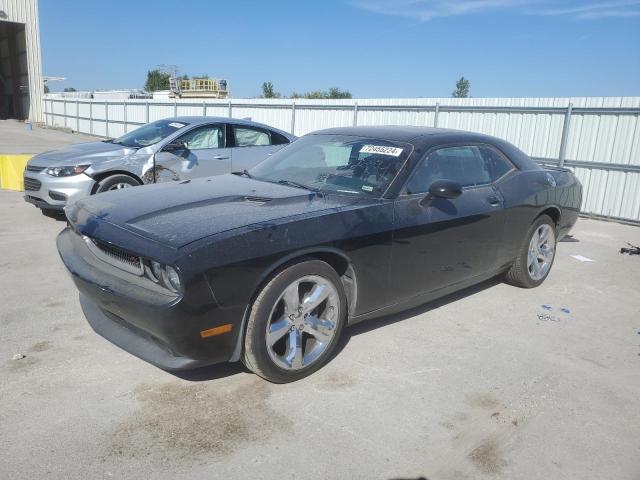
<box><xmin>178</xmin><ymin>125</ymin><xmax>224</xmax><ymax>150</ymax></box>
<box><xmin>233</xmin><ymin>126</ymin><xmax>271</xmax><ymax>147</ymax></box>
<box><xmin>270</xmin><ymin>131</ymin><xmax>290</xmax><ymax>145</ymax></box>
<box><xmin>405</xmin><ymin>146</ymin><xmax>491</xmax><ymax>194</ymax></box>
<box><xmin>478</xmin><ymin>145</ymin><xmax>514</xmax><ymax>181</ymax></box>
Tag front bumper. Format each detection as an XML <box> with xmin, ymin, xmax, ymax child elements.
<box><xmin>56</xmin><ymin>227</ymin><xmax>245</xmax><ymax>371</ymax></box>
<box><xmin>23</xmin><ymin>171</ymin><xmax>95</xmax><ymax>209</ymax></box>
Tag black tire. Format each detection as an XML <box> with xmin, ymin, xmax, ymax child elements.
<box><xmin>505</xmin><ymin>214</ymin><xmax>557</xmax><ymax>288</ymax></box>
<box><xmin>41</xmin><ymin>208</ymin><xmax>66</xmax><ymax>221</ymax></box>
<box><xmin>242</xmin><ymin>260</ymin><xmax>347</xmax><ymax>383</ymax></box>
<box><xmin>95</xmin><ymin>174</ymin><xmax>140</xmax><ymax>194</ymax></box>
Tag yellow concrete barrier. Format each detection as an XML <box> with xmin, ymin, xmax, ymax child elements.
<box><xmin>0</xmin><ymin>154</ymin><xmax>33</xmax><ymax>191</ymax></box>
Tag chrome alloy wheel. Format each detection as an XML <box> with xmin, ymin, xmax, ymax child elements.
<box><xmin>527</xmin><ymin>224</ymin><xmax>556</xmax><ymax>281</ymax></box>
<box><xmin>265</xmin><ymin>275</ymin><xmax>340</xmax><ymax>370</ymax></box>
<box><xmin>108</xmin><ymin>182</ymin><xmax>132</xmax><ymax>191</ymax></box>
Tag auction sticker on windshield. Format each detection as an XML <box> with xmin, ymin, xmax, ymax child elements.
<box><xmin>360</xmin><ymin>145</ymin><xmax>404</xmax><ymax>157</ymax></box>
<box><xmin>169</xmin><ymin>122</ymin><xmax>186</xmax><ymax>129</ymax></box>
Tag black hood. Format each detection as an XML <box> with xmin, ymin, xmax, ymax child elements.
<box><xmin>66</xmin><ymin>175</ymin><xmax>370</xmax><ymax>249</ymax></box>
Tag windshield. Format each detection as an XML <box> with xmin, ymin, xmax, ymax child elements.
<box><xmin>249</xmin><ymin>134</ymin><xmax>411</xmax><ymax>197</ymax></box>
<box><xmin>112</xmin><ymin>119</ymin><xmax>190</xmax><ymax>148</ymax></box>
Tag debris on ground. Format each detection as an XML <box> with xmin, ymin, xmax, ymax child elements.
<box><xmin>620</xmin><ymin>243</ymin><xmax>640</xmax><ymax>256</ymax></box>
<box><xmin>571</xmin><ymin>254</ymin><xmax>594</xmax><ymax>262</ymax></box>
<box><xmin>12</xmin><ymin>353</ymin><xmax>26</xmax><ymax>360</ymax></box>
<box><xmin>537</xmin><ymin>305</ymin><xmax>571</xmax><ymax>323</ymax></box>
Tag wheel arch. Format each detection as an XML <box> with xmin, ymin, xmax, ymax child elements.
<box><xmin>90</xmin><ymin>170</ymin><xmax>143</xmax><ymax>194</ymax></box>
<box><xmin>536</xmin><ymin>206</ymin><xmax>561</xmax><ymax>227</ymax></box>
<box><xmin>228</xmin><ymin>247</ymin><xmax>358</xmax><ymax>362</ymax></box>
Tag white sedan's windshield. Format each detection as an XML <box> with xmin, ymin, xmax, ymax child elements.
<box><xmin>250</xmin><ymin>134</ymin><xmax>411</xmax><ymax>196</ymax></box>
<box><xmin>112</xmin><ymin>119</ymin><xmax>190</xmax><ymax>148</ymax></box>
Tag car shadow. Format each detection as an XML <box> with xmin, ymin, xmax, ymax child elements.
<box><xmin>170</xmin><ymin>361</ymin><xmax>249</xmax><ymax>382</ymax></box>
<box><xmin>560</xmin><ymin>234</ymin><xmax>579</xmax><ymax>242</ymax></box>
<box><xmin>332</xmin><ymin>275</ymin><xmax>504</xmax><ymax>358</ymax></box>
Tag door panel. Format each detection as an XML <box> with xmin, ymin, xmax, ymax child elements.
<box><xmin>390</xmin><ymin>186</ymin><xmax>505</xmax><ymax>302</ymax></box>
<box><xmin>231</xmin><ymin>144</ymin><xmax>284</xmax><ymax>172</ymax></box>
<box><xmin>153</xmin><ymin>124</ymin><xmax>231</xmax><ymax>182</ymax></box>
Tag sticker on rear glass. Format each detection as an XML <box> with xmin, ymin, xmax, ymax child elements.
<box><xmin>360</xmin><ymin>145</ymin><xmax>403</xmax><ymax>157</ymax></box>
<box><xmin>168</xmin><ymin>122</ymin><xmax>185</xmax><ymax>129</ymax></box>
<box><xmin>361</xmin><ymin>185</ymin><xmax>373</xmax><ymax>192</ymax></box>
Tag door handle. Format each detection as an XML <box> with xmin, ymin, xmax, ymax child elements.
<box><xmin>213</xmin><ymin>155</ymin><xmax>229</xmax><ymax>160</ymax></box>
<box><xmin>487</xmin><ymin>195</ymin><xmax>501</xmax><ymax>206</ymax></box>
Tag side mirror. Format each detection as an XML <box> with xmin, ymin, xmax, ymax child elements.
<box><xmin>420</xmin><ymin>179</ymin><xmax>463</xmax><ymax>206</ymax></box>
<box><xmin>163</xmin><ymin>140</ymin><xmax>186</xmax><ymax>152</ymax></box>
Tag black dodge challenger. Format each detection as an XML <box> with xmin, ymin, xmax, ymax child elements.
<box><xmin>57</xmin><ymin>126</ymin><xmax>582</xmax><ymax>382</ymax></box>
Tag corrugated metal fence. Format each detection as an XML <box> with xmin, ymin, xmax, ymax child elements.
<box><xmin>42</xmin><ymin>96</ymin><xmax>640</xmax><ymax>224</ymax></box>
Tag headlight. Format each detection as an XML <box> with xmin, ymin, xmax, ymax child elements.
<box><xmin>45</xmin><ymin>164</ymin><xmax>90</xmax><ymax>177</ymax></box>
<box><xmin>164</xmin><ymin>266</ymin><xmax>181</xmax><ymax>293</ymax></box>
<box><xmin>144</xmin><ymin>260</ymin><xmax>182</xmax><ymax>293</ymax></box>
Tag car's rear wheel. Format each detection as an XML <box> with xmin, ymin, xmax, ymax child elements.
<box><xmin>505</xmin><ymin>214</ymin><xmax>557</xmax><ymax>288</ymax></box>
<box><xmin>95</xmin><ymin>174</ymin><xmax>140</xmax><ymax>194</ymax></box>
<box><xmin>242</xmin><ymin>260</ymin><xmax>346</xmax><ymax>383</ymax></box>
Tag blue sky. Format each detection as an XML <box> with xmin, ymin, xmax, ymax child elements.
<box><xmin>40</xmin><ymin>0</ymin><xmax>640</xmax><ymax>98</ymax></box>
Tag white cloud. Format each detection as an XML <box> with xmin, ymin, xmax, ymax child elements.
<box><xmin>352</xmin><ymin>0</ymin><xmax>640</xmax><ymax>20</ymax></box>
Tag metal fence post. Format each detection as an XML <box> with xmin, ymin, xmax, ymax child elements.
<box><xmin>228</xmin><ymin>101</ymin><xmax>233</xmax><ymax>118</ymax></box>
<box><xmin>105</xmin><ymin>101</ymin><xmax>110</xmax><ymax>138</ymax></box>
<box><xmin>89</xmin><ymin>101</ymin><xmax>93</xmax><ymax>135</ymax></box>
<box><xmin>291</xmin><ymin>102</ymin><xmax>296</xmax><ymax>134</ymax></box>
<box><xmin>123</xmin><ymin>101</ymin><xmax>127</xmax><ymax>133</ymax></box>
<box><xmin>353</xmin><ymin>102</ymin><xmax>358</xmax><ymax>126</ymax></box>
<box><xmin>63</xmin><ymin>99</ymin><xmax>67</xmax><ymax>128</ymax></box>
<box><xmin>76</xmin><ymin>100</ymin><xmax>80</xmax><ymax>132</ymax></box>
<box><xmin>558</xmin><ymin>102</ymin><xmax>573</xmax><ymax>167</ymax></box>
<box><xmin>174</xmin><ymin>101</ymin><xmax>178</xmax><ymax>117</ymax></box>
<box><xmin>434</xmin><ymin>102</ymin><xmax>440</xmax><ymax>128</ymax></box>
<box><xmin>146</xmin><ymin>101</ymin><xmax>150</xmax><ymax>123</ymax></box>
<box><xmin>203</xmin><ymin>101</ymin><xmax>207</xmax><ymax>116</ymax></box>
<box><xmin>43</xmin><ymin>97</ymin><xmax>47</xmax><ymax>125</ymax></box>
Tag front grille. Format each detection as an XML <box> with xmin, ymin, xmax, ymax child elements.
<box><xmin>84</xmin><ymin>236</ymin><xmax>144</xmax><ymax>275</ymax></box>
<box><xmin>23</xmin><ymin>177</ymin><xmax>42</xmax><ymax>191</ymax></box>
<box><xmin>26</xmin><ymin>165</ymin><xmax>46</xmax><ymax>173</ymax></box>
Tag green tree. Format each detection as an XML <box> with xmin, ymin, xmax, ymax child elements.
<box><xmin>145</xmin><ymin>69</ymin><xmax>171</xmax><ymax>92</ymax></box>
<box><xmin>288</xmin><ymin>87</ymin><xmax>352</xmax><ymax>99</ymax></box>
<box><xmin>452</xmin><ymin>76</ymin><xmax>470</xmax><ymax>98</ymax></box>
<box><xmin>261</xmin><ymin>81</ymin><xmax>280</xmax><ymax>98</ymax></box>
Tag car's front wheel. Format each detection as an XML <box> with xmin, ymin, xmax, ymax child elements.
<box><xmin>505</xmin><ymin>214</ymin><xmax>557</xmax><ymax>288</ymax></box>
<box><xmin>243</xmin><ymin>260</ymin><xmax>346</xmax><ymax>383</ymax></box>
<box><xmin>95</xmin><ymin>174</ymin><xmax>140</xmax><ymax>193</ymax></box>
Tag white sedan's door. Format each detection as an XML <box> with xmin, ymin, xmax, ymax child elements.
<box><xmin>229</xmin><ymin>125</ymin><xmax>289</xmax><ymax>172</ymax></box>
<box><xmin>154</xmin><ymin>123</ymin><xmax>231</xmax><ymax>181</ymax></box>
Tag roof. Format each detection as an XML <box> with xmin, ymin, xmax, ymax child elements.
<box><xmin>310</xmin><ymin>125</ymin><xmax>497</xmax><ymax>145</ymax></box>
<box><xmin>308</xmin><ymin>125</ymin><xmax>541</xmax><ymax>171</ymax></box>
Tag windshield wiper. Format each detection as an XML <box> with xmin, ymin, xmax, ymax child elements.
<box><xmin>277</xmin><ymin>179</ymin><xmax>318</xmax><ymax>191</ymax></box>
<box><xmin>232</xmin><ymin>169</ymin><xmax>252</xmax><ymax>178</ymax></box>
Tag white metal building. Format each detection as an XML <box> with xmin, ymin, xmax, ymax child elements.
<box><xmin>0</xmin><ymin>0</ymin><xmax>43</xmax><ymax>121</ymax></box>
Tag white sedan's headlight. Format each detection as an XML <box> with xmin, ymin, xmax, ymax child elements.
<box><xmin>45</xmin><ymin>164</ymin><xmax>90</xmax><ymax>177</ymax></box>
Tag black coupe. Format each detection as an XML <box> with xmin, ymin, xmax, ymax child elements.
<box><xmin>57</xmin><ymin>126</ymin><xmax>582</xmax><ymax>382</ymax></box>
